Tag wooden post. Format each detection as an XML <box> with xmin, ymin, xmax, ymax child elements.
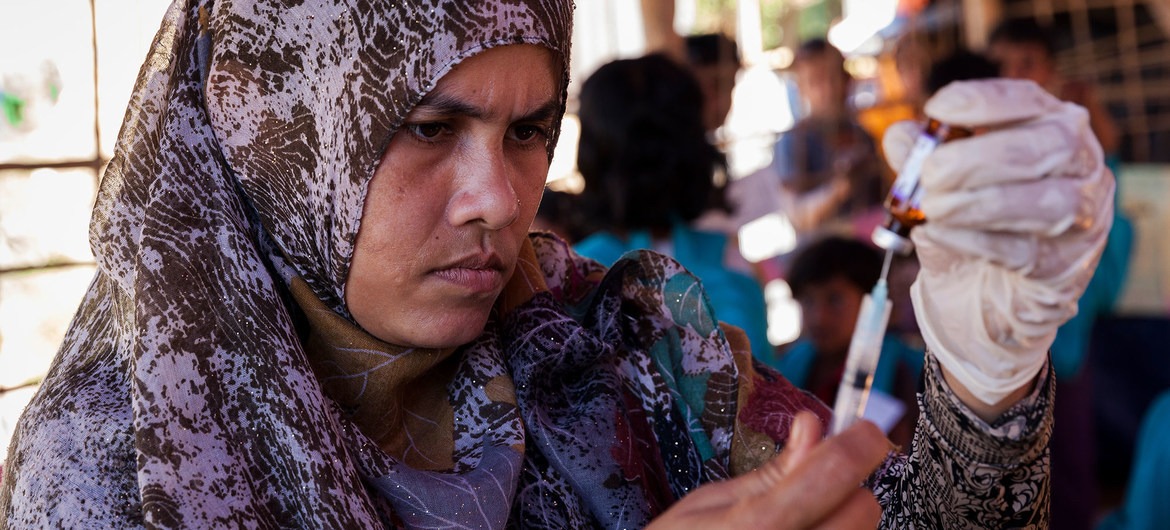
<box><xmin>961</xmin><ymin>0</ymin><xmax>1001</xmax><ymax>50</ymax></box>
<box><xmin>641</xmin><ymin>0</ymin><xmax>685</xmax><ymax>61</ymax></box>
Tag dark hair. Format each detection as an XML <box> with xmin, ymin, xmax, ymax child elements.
<box><xmin>988</xmin><ymin>18</ymin><xmax>1056</xmax><ymax>57</ymax></box>
<box><xmin>533</xmin><ymin>189</ymin><xmax>590</xmax><ymax>242</ymax></box>
<box><xmin>787</xmin><ymin>236</ymin><xmax>882</xmax><ymax>299</ymax></box>
<box><xmin>926</xmin><ymin>49</ymin><xmax>1000</xmax><ymax>95</ymax></box>
<box><xmin>685</xmin><ymin>33</ymin><xmax>741</xmax><ymax>68</ymax></box>
<box><xmin>574</xmin><ymin>54</ymin><xmax>727</xmax><ymax>234</ymax></box>
<box><xmin>793</xmin><ymin>38</ymin><xmax>846</xmax><ymax>69</ymax></box>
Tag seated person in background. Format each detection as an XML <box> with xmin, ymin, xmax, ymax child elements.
<box><xmin>888</xmin><ymin>31</ymin><xmax>931</xmax><ymax>120</ymax></box>
<box><xmin>771</xmin><ymin>38</ymin><xmax>885</xmax><ymax>240</ymax></box>
<box><xmin>924</xmin><ymin>49</ymin><xmax>1000</xmax><ymax>95</ymax></box>
<box><xmin>988</xmin><ymin>18</ymin><xmax>1120</xmax><ymax>157</ymax></box>
<box><xmin>683</xmin><ymin>33</ymin><xmax>741</xmax><ymax>138</ymax></box>
<box><xmin>530</xmin><ymin>188</ymin><xmax>586</xmax><ymax>243</ymax></box>
<box><xmin>569</xmin><ymin>54</ymin><xmax>772</xmax><ymax>360</ymax></box>
<box><xmin>764</xmin><ymin>236</ymin><xmax>923</xmax><ymax>445</ymax></box>
<box><xmin>987</xmin><ymin>23</ymin><xmax>1136</xmax><ymax>530</ymax></box>
<box><xmin>853</xmin><ymin>29</ymin><xmax>934</xmax><ymax>149</ymax></box>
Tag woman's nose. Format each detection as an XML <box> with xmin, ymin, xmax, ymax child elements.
<box><xmin>447</xmin><ymin>143</ymin><xmax>520</xmax><ymax>230</ymax></box>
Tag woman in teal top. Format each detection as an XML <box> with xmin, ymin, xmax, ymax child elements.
<box><xmin>569</xmin><ymin>54</ymin><xmax>773</xmax><ymax>359</ymax></box>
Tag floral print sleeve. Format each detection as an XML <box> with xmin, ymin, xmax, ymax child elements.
<box><xmin>870</xmin><ymin>354</ymin><xmax>1053</xmax><ymax>529</ymax></box>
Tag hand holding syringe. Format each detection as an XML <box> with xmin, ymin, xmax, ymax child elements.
<box><xmin>830</xmin><ymin>115</ymin><xmax>967</xmax><ymax>434</ymax></box>
<box><xmin>830</xmin><ymin>248</ymin><xmax>895</xmax><ymax>435</ymax></box>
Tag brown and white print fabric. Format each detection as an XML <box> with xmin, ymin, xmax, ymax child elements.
<box><xmin>1</xmin><ymin>0</ymin><xmax>570</xmax><ymax>527</ymax></box>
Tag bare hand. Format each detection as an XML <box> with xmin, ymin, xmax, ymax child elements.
<box><xmin>647</xmin><ymin>412</ymin><xmax>888</xmax><ymax>529</ymax></box>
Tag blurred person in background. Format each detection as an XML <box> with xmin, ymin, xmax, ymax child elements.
<box><xmin>854</xmin><ymin>30</ymin><xmax>932</xmax><ymax>145</ymax></box>
<box><xmin>770</xmin><ymin>38</ymin><xmax>885</xmax><ymax>242</ymax></box>
<box><xmin>680</xmin><ymin>33</ymin><xmax>752</xmax><ymax>253</ymax></box>
<box><xmin>988</xmin><ymin>18</ymin><xmax>1135</xmax><ymax>530</ymax></box>
<box><xmin>569</xmin><ymin>54</ymin><xmax>772</xmax><ymax>360</ymax></box>
<box><xmin>891</xmin><ymin>32</ymin><xmax>931</xmax><ymax>121</ymax></box>
<box><xmin>764</xmin><ymin>236</ymin><xmax>923</xmax><ymax>447</ymax></box>
<box><xmin>683</xmin><ymin>33</ymin><xmax>742</xmax><ymax>138</ymax></box>
<box><xmin>923</xmin><ymin>48</ymin><xmax>1000</xmax><ymax>96</ymax></box>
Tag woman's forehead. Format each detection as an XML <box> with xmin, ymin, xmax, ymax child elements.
<box><xmin>411</xmin><ymin>45</ymin><xmax>560</xmax><ymax>115</ymax></box>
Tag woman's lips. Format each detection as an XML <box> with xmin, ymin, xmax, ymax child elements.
<box><xmin>432</xmin><ymin>266</ymin><xmax>505</xmax><ymax>294</ymax></box>
<box><xmin>431</xmin><ymin>253</ymin><xmax>507</xmax><ymax>295</ymax></box>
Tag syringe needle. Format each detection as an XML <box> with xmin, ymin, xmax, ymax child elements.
<box><xmin>879</xmin><ymin>247</ymin><xmax>894</xmax><ymax>284</ymax></box>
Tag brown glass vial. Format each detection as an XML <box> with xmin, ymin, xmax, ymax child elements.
<box><xmin>871</xmin><ymin>119</ymin><xmax>973</xmax><ymax>254</ymax></box>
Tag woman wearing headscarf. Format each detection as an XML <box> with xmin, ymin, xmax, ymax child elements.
<box><xmin>1</xmin><ymin>0</ymin><xmax>1112</xmax><ymax>528</ymax></box>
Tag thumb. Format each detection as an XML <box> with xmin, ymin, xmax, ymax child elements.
<box><xmin>730</xmin><ymin>411</ymin><xmax>827</xmax><ymax>500</ymax></box>
<box><xmin>779</xmin><ymin>411</ymin><xmax>824</xmax><ymax>474</ymax></box>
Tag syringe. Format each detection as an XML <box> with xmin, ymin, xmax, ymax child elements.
<box><xmin>830</xmin><ymin>248</ymin><xmax>895</xmax><ymax>435</ymax></box>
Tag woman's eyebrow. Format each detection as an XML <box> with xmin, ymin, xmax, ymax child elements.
<box><xmin>414</xmin><ymin>92</ymin><xmax>486</xmax><ymax>119</ymax></box>
<box><xmin>412</xmin><ymin>92</ymin><xmax>560</xmax><ymax>123</ymax></box>
<box><xmin>517</xmin><ymin>100</ymin><xmax>561</xmax><ymax>124</ymax></box>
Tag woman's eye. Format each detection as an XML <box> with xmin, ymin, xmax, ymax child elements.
<box><xmin>512</xmin><ymin>125</ymin><xmax>547</xmax><ymax>143</ymax></box>
<box><xmin>409</xmin><ymin>123</ymin><xmax>445</xmax><ymax>141</ymax></box>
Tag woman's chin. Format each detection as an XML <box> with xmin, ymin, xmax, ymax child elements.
<box><xmin>376</xmin><ymin>310</ymin><xmax>492</xmax><ymax>350</ymax></box>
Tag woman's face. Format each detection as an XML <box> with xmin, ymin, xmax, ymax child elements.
<box><xmin>346</xmin><ymin>44</ymin><xmax>559</xmax><ymax>348</ymax></box>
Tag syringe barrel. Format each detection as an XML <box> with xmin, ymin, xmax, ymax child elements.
<box><xmin>830</xmin><ymin>289</ymin><xmax>893</xmax><ymax>435</ymax></box>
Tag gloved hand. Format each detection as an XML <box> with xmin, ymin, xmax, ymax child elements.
<box><xmin>883</xmin><ymin>79</ymin><xmax>1114</xmax><ymax>405</ymax></box>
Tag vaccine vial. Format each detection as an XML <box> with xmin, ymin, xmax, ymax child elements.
<box><xmin>871</xmin><ymin>119</ymin><xmax>973</xmax><ymax>253</ymax></box>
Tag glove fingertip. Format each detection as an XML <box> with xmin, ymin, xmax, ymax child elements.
<box><xmin>925</xmin><ymin>79</ymin><xmax>1062</xmax><ymax>127</ymax></box>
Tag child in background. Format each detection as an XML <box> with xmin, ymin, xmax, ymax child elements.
<box><xmin>764</xmin><ymin>236</ymin><xmax>923</xmax><ymax>446</ymax></box>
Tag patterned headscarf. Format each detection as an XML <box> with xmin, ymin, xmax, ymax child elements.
<box><xmin>4</xmin><ymin>0</ymin><xmax>575</xmax><ymax>527</ymax></box>
<box><xmin>96</xmin><ymin>0</ymin><xmax>571</xmax><ymax>315</ymax></box>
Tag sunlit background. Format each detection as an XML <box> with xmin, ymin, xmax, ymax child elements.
<box><xmin>3</xmin><ymin>0</ymin><xmax>1170</xmax><ymax>463</ymax></box>
<box><xmin>0</xmin><ymin>0</ymin><xmax>173</xmax><ymax>453</ymax></box>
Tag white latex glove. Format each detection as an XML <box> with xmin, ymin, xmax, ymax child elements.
<box><xmin>883</xmin><ymin>79</ymin><xmax>1114</xmax><ymax>405</ymax></box>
